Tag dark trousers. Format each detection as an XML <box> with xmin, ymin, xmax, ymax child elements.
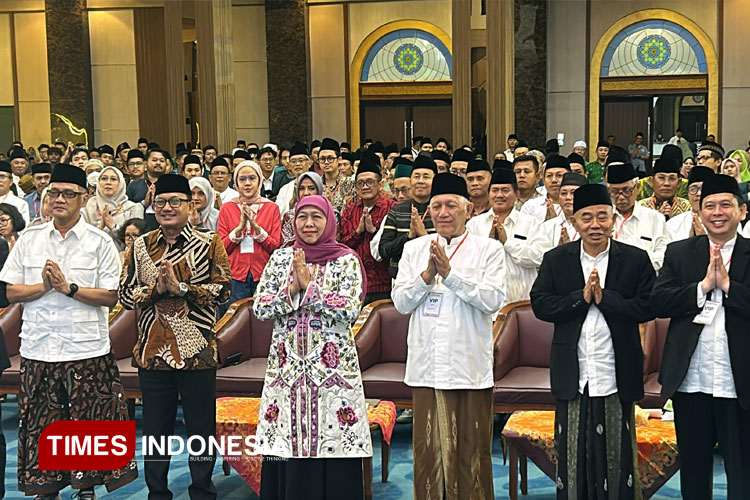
<box><xmin>363</xmin><ymin>290</ymin><xmax>390</xmax><ymax>306</ymax></box>
<box><xmin>672</xmin><ymin>392</ymin><xmax>750</xmax><ymax>500</ymax></box>
<box><xmin>139</xmin><ymin>368</ymin><xmax>217</xmax><ymax>500</ymax></box>
<box><xmin>219</xmin><ymin>269</ymin><xmax>256</xmax><ymax>317</ymax></box>
<box><xmin>0</xmin><ymin>401</ymin><xmax>4</xmax><ymax>499</ymax></box>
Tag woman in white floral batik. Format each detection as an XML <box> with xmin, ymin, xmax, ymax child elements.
<box><xmin>253</xmin><ymin>194</ymin><xmax>371</xmax><ymax>500</ymax></box>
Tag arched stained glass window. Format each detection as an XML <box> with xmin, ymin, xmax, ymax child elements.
<box><xmin>601</xmin><ymin>20</ymin><xmax>707</xmax><ymax>77</ymax></box>
<box><xmin>361</xmin><ymin>29</ymin><xmax>452</xmax><ymax>82</ymax></box>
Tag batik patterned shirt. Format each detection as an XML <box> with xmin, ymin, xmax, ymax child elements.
<box><xmin>118</xmin><ymin>224</ymin><xmax>231</xmax><ymax>370</ymax></box>
<box><xmin>253</xmin><ymin>248</ymin><xmax>372</xmax><ymax>458</ymax></box>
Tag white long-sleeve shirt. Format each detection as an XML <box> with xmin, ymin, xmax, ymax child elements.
<box><xmin>539</xmin><ymin>213</ymin><xmax>580</xmax><ymax>253</ymax></box>
<box><xmin>666</xmin><ymin>210</ymin><xmax>696</xmax><ymax>242</ymax></box>
<box><xmin>466</xmin><ymin>208</ymin><xmax>544</xmax><ymax>304</ymax></box>
<box><xmin>519</xmin><ymin>195</ymin><xmax>562</xmax><ymax>223</ymax></box>
<box><xmin>578</xmin><ymin>241</ymin><xmax>617</xmax><ymax>397</ymax></box>
<box><xmin>0</xmin><ymin>191</ymin><xmax>30</xmax><ymax>226</ymax></box>
<box><xmin>392</xmin><ymin>230</ymin><xmax>505</xmax><ymax>390</ymax></box>
<box><xmin>679</xmin><ymin>236</ymin><xmax>737</xmax><ymax>399</ymax></box>
<box><xmin>613</xmin><ymin>203</ymin><xmax>668</xmax><ymax>271</ymax></box>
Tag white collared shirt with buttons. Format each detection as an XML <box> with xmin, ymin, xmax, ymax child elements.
<box><xmin>666</xmin><ymin>210</ymin><xmax>698</xmax><ymax>242</ymax></box>
<box><xmin>539</xmin><ymin>213</ymin><xmax>580</xmax><ymax>253</ymax></box>
<box><xmin>519</xmin><ymin>195</ymin><xmax>562</xmax><ymax>223</ymax></box>
<box><xmin>467</xmin><ymin>208</ymin><xmax>545</xmax><ymax>304</ymax></box>
<box><xmin>392</xmin><ymin>230</ymin><xmax>505</xmax><ymax>390</ymax></box>
<box><xmin>578</xmin><ymin>240</ymin><xmax>618</xmax><ymax>397</ymax></box>
<box><xmin>613</xmin><ymin>202</ymin><xmax>668</xmax><ymax>271</ymax></box>
<box><xmin>679</xmin><ymin>236</ymin><xmax>737</xmax><ymax>399</ymax></box>
<box><xmin>0</xmin><ymin>217</ymin><xmax>121</xmax><ymax>362</ymax></box>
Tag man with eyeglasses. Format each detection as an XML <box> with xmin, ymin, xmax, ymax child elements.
<box><xmin>606</xmin><ymin>162</ymin><xmax>668</xmax><ymax>271</ymax></box>
<box><xmin>370</xmin><ymin>160</ymin><xmax>414</xmax><ymax>264</ymax></box>
<box><xmin>0</xmin><ymin>161</ymin><xmax>31</xmax><ymax>226</ymax></box>
<box><xmin>667</xmin><ymin>166</ymin><xmax>714</xmax><ymax>241</ymax></box>
<box><xmin>257</xmin><ymin>146</ymin><xmax>279</xmax><ymax>199</ymax></box>
<box><xmin>120</xmin><ymin>174</ymin><xmax>231</xmax><ymax>500</ymax></box>
<box><xmin>521</xmin><ymin>154</ymin><xmax>571</xmax><ymax>223</ymax></box>
<box><xmin>449</xmin><ymin>148</ymin><xmax>471</xmax><ymax>177</ymax></box>
<box><xmin>319</xmin><ymin>137</ymin><xmax>355</xmax><ymax>212</ymax></box>
<box><xmin>340</xmin><ymin>152</ymin><xmax>395</xmax><ymax>305</ymax></box>
<box><xmin>0</xmin><ymin>163</ymin><xmax>138</xmax><ymax>499</ymax></box>
<box><xmin>24</xmin><ymin>162</ymin><xmax>51</xmax><ymax>220</ymax></box>
<box><xmin>275</xmin><ymin>143</ymin><xmax>311</xmax><ymax>215</ymax></box>
<box><xmin>696</xmin><ymin>141</ymin><xmax>724</xmax><ymax>172</ymax></box>
<box><xmin>209</xmin><ymin>158</ymin><xmax>238</xmax><ymax>204</ymax></box>
<box><xmin>124</xmin><ymin>149</ymin><xmax>146</xmax><ymax>185</ymax></box>
<box><xmin>639</xmin><ymin>157</ymin><xmax>691</xmax><ymax>219</ymax></box>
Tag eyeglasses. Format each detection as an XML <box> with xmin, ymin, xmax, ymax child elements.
<box><xmin>607</xmin><ymin>187</ymin><xmax>635</xmax><ymax>198</ymax></box>
<box><xmin>0</xmin><ymin>174</ymin><xmax>10</xmax><ymax>181</ymax></box>
<box><xmin>318</xmin><ymin>156</ymin><xmax>338</xmax><ymax>164</ymax></box>
<box><xmin>211</xmin><ymin>170</ymin><xmax>229</xmax><ymax>176</ymax></box>
<box><xmin>124</xmin><ymin>233</ymin><xmax>140</xmax><ymax>240</ymax></box>
<box><xmin>355</xmin><ymin>179</ymin><xmax>378</xmax><ymax>188</ymax></box>
<box><xmin>0</xmin><ymin>217</ymin><xmax>10</xmax><ymax>226</ymax></box>
<box><xmin>237</xmin><ymin>175</ymin><xmax>257</xmax><ymax>184</ymax></box>
<box><xmin>127</xmin><ymin>161</ymin><xmax>144</xmax><ymax>168</ymax></box>
<box><xmin>688</xmin><ymin>185</ymin><xmax>702</xmax><ymax>195</ymax></box>
<box><xmin>48</xmin><ymin>188</ymin><xmax>84</xmax><ymax>199</ymax></box>
<box><xmin>392</xmin><ymin>188</ymin><xmax>410</xmax><ymax>196</ymax></box>
<box><xmin>290</xmin><ymin>158</ymin><xmax>308</xmax><ymax>165</ymax></box>
<box><xmin>259</xmin><ymin>157</ymin><xmax>275</xmax><ymax>164</ymax></box>
<box><xmin>153</xmin><ymin>197</ymin><xmax>190</xmax><ymax>208</ymax></box>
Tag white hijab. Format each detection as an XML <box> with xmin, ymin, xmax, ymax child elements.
<box><xmin>189</xmin><ymin>176</ymin><xmax>219</xmax><ymax>230</ymax></box>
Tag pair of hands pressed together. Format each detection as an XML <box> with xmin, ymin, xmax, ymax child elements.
<box><xmin>490</xmin><ymin>215</ymin><xmax>508</xmax><ymax>243</ymax></box>
<box><xmin>42</xmin><ymin>260</ymin><xmax>72</xmax><ymax>295</ymax></box>
<box><xmin>236</xmin><ymin>203</ymin><xmax>261</xmax><ymax>235</ymax></box>
<box><xmin>690</xmin><ymin>213</ymin><xmax>706</xmax><ymax>237</ymax></box>
<box><xmin>421</xmin><ymin>240</ymin><xmax>451</xmax><ymax>285</ymax></box>
<box><xmin>289</xmin><ymin>248</ymin><xmax>311</xmax><ymax>296</ymax></box>
<box><xmin>408</xmin><ymin>206</ymin><xmax>428</xmax><ymax>239</ymax></box>
<box><xmin>700</xmin><ymin>245</ymin><xmax>730</xmax><ymax>295</ymax></box>
<box><xmin>98</xmin><ymin>204</ymin><xmax>115</xmax><ymax>231</ymax></box>
<box><xmin>544</xmin><ymin>198</ymin><xmax>557</xmax><ymax>221</ymax></box>
<box><xmin>156</xmin><ymin>259</ymin><xmax>182</xmax><ymax>296</ymax></box>
<box><xmin>582</xmin><ymin>268</ymin><xmax>603</xmax><ymax>305</ymax></box>
<box><xmin>355</xmin><ymin>208</ymin><xmax>377</xmax><ymax>235</ymax></box>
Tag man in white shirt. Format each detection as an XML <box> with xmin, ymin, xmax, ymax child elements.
<box><xmin>0</xmin><ymin>161</ymin><xmax>31</xmax><ymax>226</ymax></box>
<box><xmin>539</xmin><ymin>172</ymin><xmax>587</xmax><ymax>251</ymax></box>
<box><xmin>606</xmin><ymin>162</ymin><xmax>668</xmax><ymax>271</ymax></box>
<box><xmin>257</xmin><ymin>146</ymin><xmax>278</xmax><ymax>199</ymax></box>
<box><xmin>467</xmin><ymin>167</ymin><xmax>544</xmax><ymax>304</ymax></box>
<box><xmin>0</xmin><ymin>164</ymin><xmax>137</xmax><ymax>498</ymax></box>
<box><xmin>521</xmin><ymin>154</ymin><xmax>570</xmax><ymax>222</ymax></box>
<box><xmin>666</xmin><ymin>166</ymin><xmax>714</xmax><ymax>241</ymax></box>
<box><xmin>652</xmin><ymin>174</ymin><xmax>750</xmax><ymax>500</ymax></box>
<box><xmin>531</xmin><ymin>184</ymin><xmax>655</xmax><ymax>499</ymax></box>
<box><xmin>392</xmin><ymin>173</ymin><xmax>504</xmax><ymax>500</ymax></box>
<box><xmin>209</xmin><ymin>158</ymin><xmax>239</xmax><ymax>204</ymax></box>
<box><xmin>275</xmin><ymin>143</ymin><xmax>312</xmax><ymax>215</ymax></box>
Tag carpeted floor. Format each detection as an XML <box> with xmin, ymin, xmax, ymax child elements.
<box><xmin>0</xmin><ymin>397</ymin><xmax>728</xmax><ymax>499</ymax></box>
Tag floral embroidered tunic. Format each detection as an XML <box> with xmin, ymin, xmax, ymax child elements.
<box><xmin>253</xmin><ymin>248</ymin><xmax>372</xmax><ymax>459</ymax></box>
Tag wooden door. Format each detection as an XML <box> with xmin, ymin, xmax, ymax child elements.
<box><xmin>412</xmin><ymin>103</ymin><xmax>452</xmax><ymax>146</ymax></box>
<box><xmin>600</xmin><ymin>98</ymin><xmax>650</xmax><ymax>150</ymax></box>
<box><xmin>361</xmin><ymin>105</ymin><xmax>407</xmax><ymax>150</ymax></box>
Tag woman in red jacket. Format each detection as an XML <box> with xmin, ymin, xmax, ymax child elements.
<box><xmin>218</xmin><ymin>160</ymin><xmax>281</xmax><ymax>312</ymax></box>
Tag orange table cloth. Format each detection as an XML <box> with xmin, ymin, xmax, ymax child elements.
<box><xmin>501</xmin><ymin>411</ymin><xmax>679</xmax><ymax>499</ymax></box>
<box><xmin>215</xmin><ymin>397</ymin><xmax>397</xmax><ymax>496</ymax></box>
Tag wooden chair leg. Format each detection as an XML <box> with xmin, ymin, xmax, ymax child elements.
<box><xmin>381</xmin><ymin>434</ymin><xmax>390</xmax><ymax>482</ymax></box>
<box><xmin>520</xmin><ymin>452</ymin><xmax>528</xmax><ymax>495</ymax></box>
<box><xmin>363</xmin><ymin>457</ymin><xmax>372</xmax><ymax>500</ymax></box>
<box><xmin>222</xmin><ymin>458</ymin><xmax>231</xmax><ymax>476</ymax></box>
<box><xmin>509</xmin><ymin>444</ymin><xmax>518</xmax><ymax>500</ymax></box>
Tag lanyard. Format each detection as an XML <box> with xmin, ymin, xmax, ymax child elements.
<box><xmin>615</xmin><ymin>211</ymin><xmax>633</xmax><ymax>239</ymax></box>
<box><xmin>435</xmin><ymin>231</ymin><xmax>469</xmax><ymax>261</ymax></box>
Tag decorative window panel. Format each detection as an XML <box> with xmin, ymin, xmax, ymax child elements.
<box><xmin>361</xmin><ymin>29</ymin><xmax>452</xmax><ymax>82</ymax></box>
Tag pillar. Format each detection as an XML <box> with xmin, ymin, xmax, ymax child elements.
<box><xmin>45</xmin><ymin>0</ymin><xmax>94</xmax><ymax>146</ymax></box>
<box><xmin>486</xmin><ymin>0</ymin><xmax>515</xmax><ymax>158</ymax></box>
<box><xmin>265</xmin><ymin>0</ymin><xmax>309</xmax><ymax>145</ymax></box>
<box><xmin>196</xmin><ymin>0</ymin><xmax>235</xmax><ymax>153</ymax></box>
<box><xmin>162</xmin><ymin>1</ymin><xmax>187</xmax><ymax>151</ymax></box>
<box><xmin>452</xmin><ymin>0</ymin><xmax>471</xmax><ymax>148</ymax></box>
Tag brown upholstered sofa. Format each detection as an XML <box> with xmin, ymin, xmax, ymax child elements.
<box><xmin>0</xmin><ymin>303</ymin><xmax>22</xmax><ymax>394</ymax></box>
<box><xmin>352</xmin><ymin>299</ymin><xmax>412</xmax><ymax>408</ymax></box>
<box><xmin>214</xmin><ymin>298</ymin><xmax>274</xmax><ymax>397</ymax></box>
<box><xmin>492</xmin><ymin>301</ymin><xmax>556</xmax><ymax>412</ymax></box>
<box><xmin>641</xmin><ymin>317</ymin><xmax>669</xmax><ymax>409</ymax></box>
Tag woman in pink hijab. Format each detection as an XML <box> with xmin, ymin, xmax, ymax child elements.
<box><xmin>217</xmin><ymin>160</ymin><xmax>281</xmax><ymax>314</ymax></box>
<box><xmin>253</xmin><ymin>195</ymin><xmax>370</xmax><ymax>500</ymax></box>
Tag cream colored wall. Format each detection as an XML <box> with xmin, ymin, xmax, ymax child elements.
<box><xmin>347</xmin><ymin>0</ymin><xmax>452</xmax><ymax>65</ymax></box>
<box><xmin>0</xmin><ymin>15</ymin><xmax>13</xmax><ymax>107</ymax></box>
<box><xmin>547</xmin><ymin>0</ymin><xmax>587</xmax><ymax>155</ymax></box>
<box><xmin>720</xmin><ymin>0</ymin><xmax>750</xmax><ymax>150</ymax></box>
<box><xmin>309</xmin><ymin>3</ymin><xmax>347</xmax><ymax>141</ymax></box>
<box><xmin>13</xmin><ymin>12</ymin><xmax>50</xmax><ymax>148</ymax></box>
<box><xmin>88</xmin><ymin>9</ymin><xmax>139</xmax><ymax>147</ymax></box>
<box><xmin>589</xmin><ymin>0</ymin><xmax>719</xmax><ymax>60</ymax></box>
<box><xmin>232</xmin><ymin>4</ymin><xmax>269</xmax><ymax>145</ymax></box>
